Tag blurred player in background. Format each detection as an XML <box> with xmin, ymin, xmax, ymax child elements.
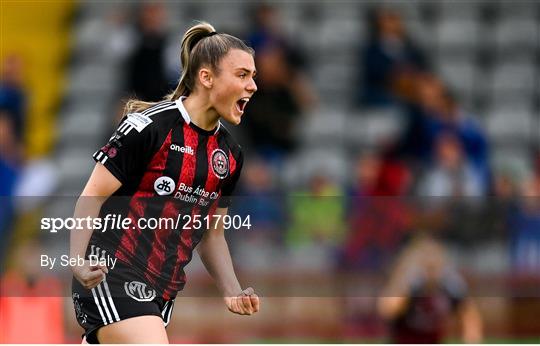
<box><xmin>358</xmin><ymin>7</ymin><xmax>430</xmax><ymax>108</ymax></box>
<box><xmin>378</xmin><ymin>234</ymin><xmax>483</xmax><ymax>343</ymax></box>
<box><xmin>243</xmin><ymin>3</ymin><xmax>316</xmax><ymax>162</ymax></box>
<box><xmin>124</xmin><ymin>2</ymin><xmax>171</xmax><ymax>103</ymax></box>
<box><xmin>0</xmin><ymin>55</ymin><xmax>26</xmax><ymax>259</ymax></box>
<box><xmin>70</xmin><ymin>22</ymin><xmax>259</xmax><ymax>343</ymax></box>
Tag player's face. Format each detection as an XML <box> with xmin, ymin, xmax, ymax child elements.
<box><xmin>210</xmin><ymin>49</ymin><xmax>257</xmax><ymax>125</ymax></box>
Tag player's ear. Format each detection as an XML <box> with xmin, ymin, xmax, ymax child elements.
<box><xmin>199</xmin><ymin>67</ymin><xmax>213</xmax><ymax>89</ymax></box>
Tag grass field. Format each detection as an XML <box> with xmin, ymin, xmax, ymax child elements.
<box><xmin>248</xmin><ymin>338</ymin><xmax>540</xmax><ymax>344</ymax></box>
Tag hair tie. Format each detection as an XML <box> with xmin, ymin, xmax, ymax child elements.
<box><xmin>190</xmin><ymin>32</ymin><xmax>219</xmax><ymax>51</ymax></box>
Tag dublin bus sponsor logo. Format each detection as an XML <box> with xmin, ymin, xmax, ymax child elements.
<box><xmin>124</xmin><ymin>281</ymin><xmax>156</xmax><ymax>302</ymax></box>
<box><xmin>154</xmin><ymin>176</ymin><xmax>176</xmax><ymax>195</ymax></box>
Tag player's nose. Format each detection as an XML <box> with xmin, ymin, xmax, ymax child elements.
<box><xmin>246</xmin><ymin>78</ymin><xmax>257</xmax><ymax>93</ymax></box>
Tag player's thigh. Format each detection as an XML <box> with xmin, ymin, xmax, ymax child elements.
<box><xmin>96</xmin><ymin>315</ymin><xmax>168</xmax><ymax>344</ymax></box>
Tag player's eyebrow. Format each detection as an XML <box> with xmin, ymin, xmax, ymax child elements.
<box><xmin>236</xmin><ymin>67</ymin><xmax>257</xmax><ymax>76</ymax></box>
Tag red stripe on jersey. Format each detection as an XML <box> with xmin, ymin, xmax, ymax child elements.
<box><xmin>228</xmin><ymin>150</ymin><xmax>238</xmax><ymax>177</ymax></box>
<box><xmin>179</xmin><ymin>124</ymin><xmax>199</xmax><ymax>187</ymax></box>
<box><xmin>163</xmin><ymin>125</ymin><xmax>199</xmax><ymax>299</ymax></box>
<box><xmin>115</xmin><ymin>197</ymin><xmax>146</xmax><ymax>263</ymax></box>
<box><xmin>115</xmin><ymin>130</ymin><xmax>173</xmax><ymax>263</ymax></box>
<box><xmin>163</xmin><ymin>216</ymin><xmax>194</xmax><ymax>300</ymax></box>
<box><xmin>145</xmin><ymin>200</ymin><xmax>176</xmax><ymax>286</ymax></box>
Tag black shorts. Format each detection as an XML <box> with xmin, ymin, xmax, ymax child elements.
<box><xmin>71</xmin><ymin>259</ymin><xmax>175</xmax><ymax>344</ymax></box>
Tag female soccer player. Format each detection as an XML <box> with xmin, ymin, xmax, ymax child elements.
<box><xmin>70</xmin><ymin>22</ymin><xmax>259</xmax><ymax>343</ymax></box>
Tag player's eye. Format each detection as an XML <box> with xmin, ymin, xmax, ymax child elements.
<box><xmin>239</xmin><ymin>73</ymin><xmax>247</xmax><ymax>79</ymax></box>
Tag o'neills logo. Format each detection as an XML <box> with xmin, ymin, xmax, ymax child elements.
<box><xmin>124</xmin><ymin>281</ymin><xmax>156</xmax><ymax>302</ymax></box>
<box><xmin>170</xmin><ymin>143</ymin><xmax>194</xmax><ymax>155</ymax></box>
<box><xmin>211</xmin><ymin>149</ymin><xmax>229</xmax><ymax>179</ymax></box>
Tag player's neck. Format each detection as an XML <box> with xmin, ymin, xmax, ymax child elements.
<box><xmin>182</xmin><ymin>94</ymin><xmax>220</xmax><ymax>131</ymax></box>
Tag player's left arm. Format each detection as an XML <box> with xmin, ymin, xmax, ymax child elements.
<box><xmin>197</xmin><ymin>206</ymin><xmax>259</xmax><ymax>315</ymax></box>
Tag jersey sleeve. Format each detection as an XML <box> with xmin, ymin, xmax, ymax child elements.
<box><xmin>218</xmin><ymin>149</ymin><xmax>244</xmax><ymax>208</ymax></box>
<box><xmin>92</xmin><ymin>113</ymin><xmax>156</xmax><ymax>184</ymax></box>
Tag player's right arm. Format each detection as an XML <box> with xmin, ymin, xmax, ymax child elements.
<box><xmin>71</xmin><ymin>109</ymin><xmax>163</xmax><ymax>289</ymax></box>
<box><xmin>70</xmin><ymin>163</ymin><xmax>121</xmax><ymax>289</ymax></box>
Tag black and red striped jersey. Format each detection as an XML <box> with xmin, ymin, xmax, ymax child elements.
<box><xmin>390</xmin><ymin>275</ymin><xmax>466</xmax><ymax>343</ymax></box>
<box><xmin>89</xmin><ymin>98</ymin><xmax>243</xmax><ymax>299</ymax></box>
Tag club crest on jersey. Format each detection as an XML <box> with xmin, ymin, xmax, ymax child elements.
<box><xmin>124</xmin><ymin>281</ymin><xmax>156</xmax><ymax>302</ymax></box>
<box><xmin>211</xmin><ymin>149</ymin><xmax>229</xmax><ymax>179</ymax></box>
<box><xmin>154</xmin><ymin>176</ymin><xmax>176</xmax><ymax>195</ymax></box>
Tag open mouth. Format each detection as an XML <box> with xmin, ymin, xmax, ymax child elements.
<box><xmin>236</xmin><ymin>97</ymin><xmax>249</xmax><ymax>113</ymax></box>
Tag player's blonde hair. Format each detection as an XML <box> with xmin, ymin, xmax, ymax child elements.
<box><xmin>124</xmin><ymin>21</ymin><xmax>254</xmax><ymax>115</ymax></box>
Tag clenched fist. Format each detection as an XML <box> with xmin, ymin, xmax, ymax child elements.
<box><xmin>72</xmin><ymin>260</ymin><xmax>108</xmax><ymax>289</ymax></box>
<box><xmin>224</xmin><ymin>287</ymin><xmax>260</xmax><ymax>315</ymax></box>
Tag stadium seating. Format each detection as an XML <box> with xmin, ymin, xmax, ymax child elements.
<box><xmin>44</xmin><ymin>0</ymin><xmax>538</xmax><ymax>194</ymax></box>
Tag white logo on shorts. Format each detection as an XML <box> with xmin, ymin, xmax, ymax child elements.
<box><xmin>154</xmin><ymin>176</ymin><xmax>176</xmax><ymax>196</ymax></box>
<box><xmin>124</xmin><ymin>281</ymin><xmax>157</xmax><ymax>302</ymax></box>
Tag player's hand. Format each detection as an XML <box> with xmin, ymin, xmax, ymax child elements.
<box><xmin>224</xmin><ymin>287</ymin><xmax>260</xmax><ymax>315</ymax></box>
<box><xmin>72</xmin><ymin>260</ymin><xmax>108</xmax><ymax>290</ymax></box>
